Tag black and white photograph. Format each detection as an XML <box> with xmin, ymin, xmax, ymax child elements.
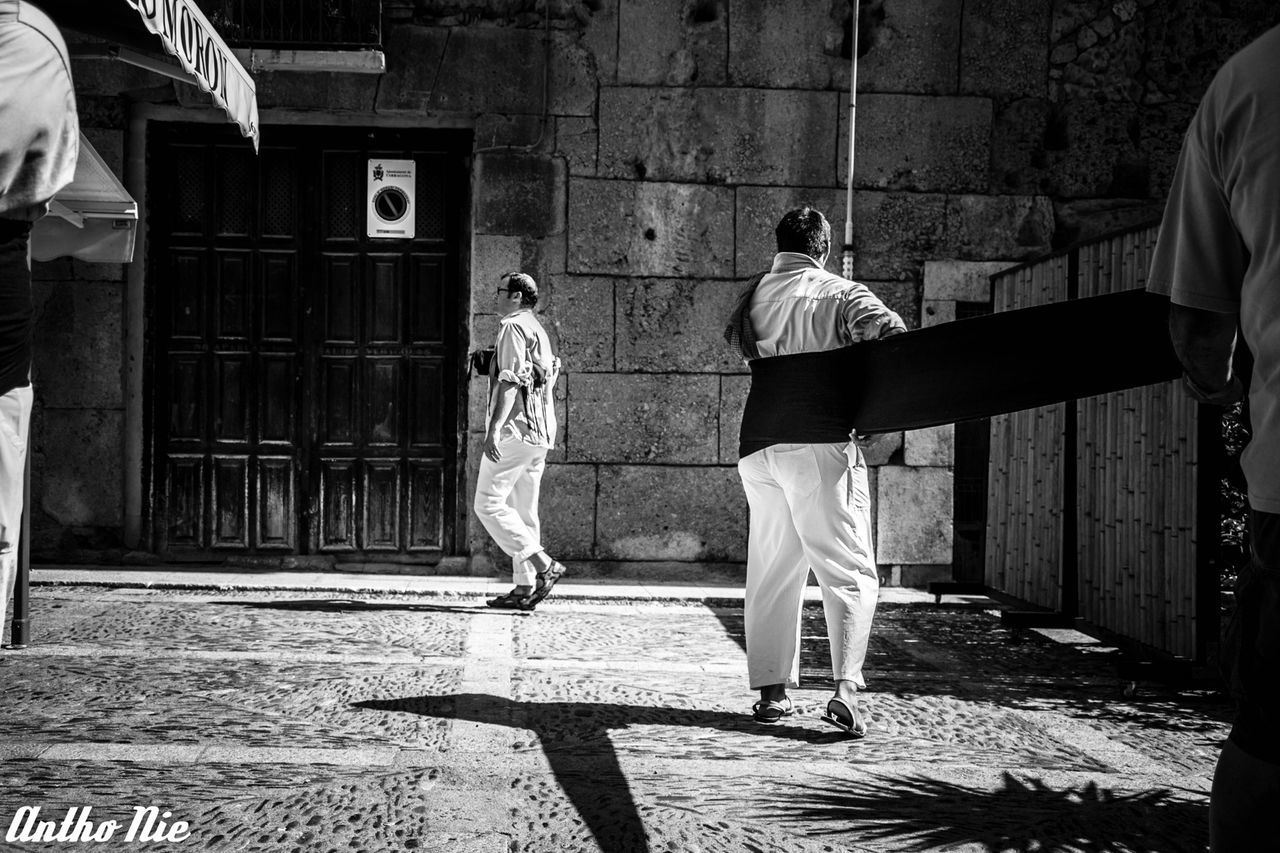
<box><xmin>2</xmin><ymin>0</ymin><xmax>1279</xmax><ymax>849</ymax></box>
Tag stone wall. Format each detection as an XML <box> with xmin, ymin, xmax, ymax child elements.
<box><xmin>33</xmin><ymin>0</ymin><xmax>1280</xmax><ymax>578</ymax></box>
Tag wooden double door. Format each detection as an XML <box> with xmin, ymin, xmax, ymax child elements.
<box><xmin>147</xmin><ymin>124</ymin><xmax>469</xmax><ymax>561</ymax></box>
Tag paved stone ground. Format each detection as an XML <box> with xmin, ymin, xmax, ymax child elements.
<box><xmin>0</xmin><ymin>584</ymin><xmax>1231</xmax><ymax>852</ymax></box>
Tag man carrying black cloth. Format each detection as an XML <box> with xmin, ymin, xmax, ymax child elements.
<box><xmin>0</xmin><ymin>0</ymin><xmax>78</xmax><ymax>642</ymax></box>
<box><xmin>725</xmin><ymin>206</ymin><xmax>904</xmax><ymax>734</ymax></box>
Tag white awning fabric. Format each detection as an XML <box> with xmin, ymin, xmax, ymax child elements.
<box><xmin>33</xmin><ymin>0</ymin><xmax>260</xmax><ymax>150</ymax></box>
<box><xmin>123</xmin><ymin>0</ymin><xmax>259</xmax><ymax>149</ymax></box>
<box><xmin>30</xmin><ymin>133</ymin><xmax>137</xmax><ymax>263</ymax></box>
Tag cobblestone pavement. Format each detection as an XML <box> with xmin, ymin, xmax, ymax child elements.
<box><xmin>0</xmin><ymin>584</ymin><xmax>1232</xmax><ymax>852</ymax></box>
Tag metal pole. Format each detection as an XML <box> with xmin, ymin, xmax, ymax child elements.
<box><xmin>10</xmin><ymin>417</ymin><xmax>30</xmax><ymax>648</ymax></box>
<box><xmin>842</xmin><ymin>0</ymin><xmax>861</xmax><ymax>280</ymax></box>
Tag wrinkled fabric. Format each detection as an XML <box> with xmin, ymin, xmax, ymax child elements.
<box><xmin>748</xmin><ymin>253</ymin><xmax>904</xmax><ymax>358</ymax></box>
<box><xmin>1146</xmin><ymin>23</ymin><xmax>1280</xmax><ymax>514</ymax></box>
<box><xmin>489</xmin><ymin>310</ymin><xmax>560</xmax><ymax>449</ymax></box>
<box><xmin>0</xmin><ymin>0</ymin><xmax>78</xmax><ymax>221</ymax></box>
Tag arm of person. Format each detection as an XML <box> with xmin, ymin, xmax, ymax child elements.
<box><xmin>484</xmin><ymin>380</ymin><xmax>521</xmax><ymax>462</ymax></box>
<box><xmin>1168</xmin><ymin>302</ymin><xmax>1243</xmax><ymax>404</ymax></box>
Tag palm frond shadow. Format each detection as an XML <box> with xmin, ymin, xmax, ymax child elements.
<box><xmin>769</xmin><ymin>771</ymin><xmax>1208</xmax><ymax>853</ymax></box>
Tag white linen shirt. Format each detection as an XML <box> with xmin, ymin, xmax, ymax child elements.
<box><xmin>749</xmin><ymin>252</ymin><xmax>905</xmax><ymax>357</ymax></box>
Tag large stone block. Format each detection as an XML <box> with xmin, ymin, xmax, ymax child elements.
<box><xmin>960</xmin><ymin>0</ymin><xmax>1050</xmax><ymax>97</ymax></box>
<box><xmin>33</xmin><ymin>408</ymin><xmax>124</xmax><ymax>527</ymax></box>
<box><xmin>566</xmin><ymin>374</ymin><xmax>720</xmax><ymax>464</ymax></box>
<box><xmin>618</xmin><ymin>0</ymin><xmax>727</xmax><ymax>85</ymax></box>
<box><xmin>32</xmin><ymin>281</ymin><xmax>123</xmax><ymax>409</ymax></box>
<box><xmin>841</xmin><ymin>94</ymin><xmax>992</xmax><ymax>193</ymax></box>
<box><xmin>718</xmin><ymin>374</ymin><xmax>749</xmax><ymax>465</ymax></box>
<box><xmin>875</xmin><ymin>465</ymin><xmax>953</xmax><ymax>564</ymax></box>
<box><xmin>616</xmin><ymin>279</ymin><xmax>745</xmax><ymax>373</ymax></box>
<box><xmin>600</xmin><ymin>87</ymin><xmax>839</xmax><ymax>186</ymax></box>
<box><xmin>568</xmin><ymin>179</ymin><xmax>735</xmax><ymax>277</ymax></box>
<box><xmin>857</xmin><ymin>0</ymin><xmax>964</xmax><ymax>94</ymax></box>
<box><xmin>921</xmin><ymin>299</ymin><xmax>956</xmax><ymax>327</ymax></box>
<box><xmin>541</xmin><ymin>276</ymin><xmax>615</xmax><ymax>372</ymax></box>
<box><xmin>1042</xmin><ymin>97</ymin><xmax>1146</xmax><ymax>199</ymax></box>
<box><xmin>378</xmin><ymin>26</ymin><xmax>594</xmax><ymax>116</ymax></box>
<box><xmin>248</xmin><ymin>71</ymin><xmax>378</xmax><ymax>112</ymax></box>
<box><xmin>596</xmin><ymin>465</ymin><xmax>747</xmax><ymax>561</ymax></box>
<box><xmin>904</xmin><ymin>424</ymin><xmax>954</xmax><ymax>466</ymax></box>
<box><xmin>582</xmin><ymin>0</ymin><xmax>620</xmax><ymax>85</ymax></box>
<box><xmin>736</xmin><ymin>187</ymin><xmax>948</xmax><ymax>280</ymax></box>
<box><xmin>540</xmin><ymin>463</ymin><xmax>598</xmax><ymax>559</ymax></box>
<box><xmin>923</xmin><ymin>260</ymin><xmax>1017</xmax><ymax>302</ymax></box>
<box><xmin>1051</xmin><ymin>198</ymin><xmax>1164</xmax><ymax>249</ymax></box>
<box><xmin>474</xmin><ymin>154</ymin><xmax>567</xmax><ymax>238</ymax></box>
<box><xmin>942</xmin><ymin>195</ymin><xmax>1055</xmax><ymax>260</ymax></box>
<box><xmin>729</xmin><ymin>0</ymin><xmax>961</xmax><ymax>93</ymax></box>
<box><xmin>991</xmin><ymin>97</ymin><xmax>1053</xmax><ymax>194</ymax></box>
<box><xmin>556</xmin><ymin>116</ymin><xmax>599</xmax><ymax>176</ymax></box>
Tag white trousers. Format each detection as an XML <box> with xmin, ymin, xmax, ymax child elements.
<box><xmin>0</xmin><ymin>384</ymin><xmax>32</xmax><ymax>640</ymax></box>
<box><xmin>473</xmin><ymin>435</ymin><xmax>548</xmax><ymax>587</ymax></box>
<box><xmin>738</xmin><ymin>441</ymin><xmax>879</xmax><ymax>690</ymax></box>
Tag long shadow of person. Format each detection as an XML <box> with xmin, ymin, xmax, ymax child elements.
<box><xmin>352</xmin><ymin>692</ymin><xmax>845</xmax><ymax>852</ymax></box>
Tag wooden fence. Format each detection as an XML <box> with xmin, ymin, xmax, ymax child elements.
<box><xmin>984</xmin><ymin>225</ymin><xmax>1214</xmax><ymax>662</ymax></box>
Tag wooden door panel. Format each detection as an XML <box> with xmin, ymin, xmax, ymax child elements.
<box><xmin>164</xmin><ymin>455</ymin><xmax>204</xmax><ymax>549</ymax></box>
<box><xmin>410</xmin><ymin>359</ymin><xmax>444</xmax><ymax>447</ymax></box>
<box><xmin>213</xmin><ymin>355</ymin><xmax>249</xmax><ymax>442</ymax></box>
<box><xmin>322</xmin><ymin>255</ymin><xmax>359</xmax><ymax>343</ymax></box>
<box><xmin>257</xmin><ymin>457</ymin><xmax>295</xmax><ymax>549</ymax></box>
<box><xmin>260</xmin><ymin>252</ymin><xmax>298</xmax><ymax>342</ymax></box>
<box><xmin>409</xmin><ymin>255</ymin><xmax>446</xmax><ymax>343</ymax></box>
<box><xmin>319</xmin><ymin>460</ymin><xmax>356</xmax><ymax>551</ymax></box>
<box><xmin>211</xmin><ymin>456</ymin><xmax>250</xmax><ymax>548</ymax></box>
<box><xmin>367</xmin><ymin>255</ymin><xmax>403</xmax><ymax>344</ymax></box>
<box><xmin>364</xmin><ymin>462</ymin><xmax>401</xmax><ymax>550</ymax></box>
<box><xmin>170</xmin><ymin>252</ymin><xmax>206</xmax><ymax>340</ymax></box>
<box><xmin>366</xmin><ymin>359</ymin><xmax>401</xmax><ymax>447</ymax></box>
<box><xmin>321</xmin><ymin>359</ymin><xmax>358</xmax><ymax>445</ymax></box>
<box><xmin>168</xmin><ymin>354</ymin><xmax>205</xmax><ymax>441</ymax></box>
<box><xmin>215</xmin><ymin>252</ymin><xmax>250</xmax><ymax>339</ymax></box>
<box><xmin>259</xmin><ymin>355</ymin><xmax>296</xmax><ymax>445</ymax></box>
<box><xmin>408</xmin><ymin>462</ymin><xmax>444</xmax><ymax>550</ymax></box>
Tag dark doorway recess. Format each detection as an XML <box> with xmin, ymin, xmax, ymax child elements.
<box><xmin>146</xmin><ymin>123</ymin><xmax>470</xmax><ymax>563</ymax></box>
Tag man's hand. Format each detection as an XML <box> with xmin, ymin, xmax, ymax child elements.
<box><xmin>484</xmin><ymin>432</ymin><xmax>503</xmax><ymax>463</ymax></box>
<box><xmin>879</xmin><ymin>325</ymin><xmax>907</xmax><ymax>338</ymax></box>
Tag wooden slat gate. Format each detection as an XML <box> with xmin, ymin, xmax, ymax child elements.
<box><xmin>984</xmin><ymin>225</ymin><xmax>1219</xmax><ymax>663</ymax></box>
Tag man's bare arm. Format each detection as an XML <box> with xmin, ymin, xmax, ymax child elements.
<box><xmin>485</xmin><ymin>380</ymin><xmax>520</xmax><ymax>461</ymax></box>
<box><xmin>1168</xmin><ymin>302</ymin><xmax>1242</xmax><ymax>403</ymax></box>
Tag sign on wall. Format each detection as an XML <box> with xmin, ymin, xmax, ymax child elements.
<box><xmin>367</xmin><ymin>159</ymin><xmax>415</xmax><ymax>239</ymax></box>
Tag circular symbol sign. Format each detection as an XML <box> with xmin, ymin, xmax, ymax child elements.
<box><xmin>373</xmin><ymin>186</ymin><xmax>410</xmax><ymax>223</ymax></box>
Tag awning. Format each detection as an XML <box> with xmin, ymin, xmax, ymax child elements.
<box><xmin>33</xmin><ymin>0</ymin><xmax>259</xmax><ymax>150</ymax></box>
<box><xmin>30</xmin><ymin>133</ymin><xmax>138</xmax><ymax>263</ymax></box>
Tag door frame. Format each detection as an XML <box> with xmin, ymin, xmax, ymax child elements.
<box><xmin>134</xmin><ymin>112</ymin><xmax>475</xmax><ymax>563</ymax></box>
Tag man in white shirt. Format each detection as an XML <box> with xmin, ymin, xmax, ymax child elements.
<box><xmin>730</xmin><ymin>207</ymin><xmax>905</xmax><ymax>734</ymax></box>
<box><xmin>474</xmin><ymin>272</ymin><xmax>566</xmax><ymax>612</ymax></box>
<box><xmin>1146</xmin><ymin>23</ymin><xmax>1280</xmax><ymax>851</ymax></box>
<box><xmin>1</xmin><ymin>0</ymin><xmax>77</xmax><ymax>645</ymax></box>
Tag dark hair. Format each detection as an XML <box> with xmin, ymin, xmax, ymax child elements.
<box><xmin>775</xmin><ymin>207</ymin><xmax>831</xmax><ymax>260</ymax></box>
<box><xmin>502</xmin><ymin>272</ymin><xmax>539</xmax><ymax>308</ymax></box>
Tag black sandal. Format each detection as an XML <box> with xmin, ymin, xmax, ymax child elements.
<box><xmin>486</xmin><ymin>590</ymin><xmax>527</xmax><ymax>609</ymax></box>
<box><xmin>519</xmin><ymin>561</ymin><xmax>567</xmax><ymax>611</ymax></box>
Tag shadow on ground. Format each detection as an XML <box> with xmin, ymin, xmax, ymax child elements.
<box><xmin>354</xmin><ymin>693</ymin><xmax>1208</xmax><ymax>853</ymax></box>
<box><xmin>770</xmin><ymin>771</ymin><xmax>1209</xmax><ymax>852</ymax></box>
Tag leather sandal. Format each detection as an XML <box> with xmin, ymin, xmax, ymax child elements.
<box><xmin>486</xmin><ymin>590</ymin><xmax>527</xmax><ymax>609</ymax></box>
<box><xmin>751</xmin><ymin>696</ymin><xmax>795</xmax><ymax>724</ymax></box>
<box><xmin>821</xmin><ymin>696</ymin><xmax>868</xmax><ymax>738</ymax></box>
<box><xmin>519</xmin><ymin>561</ymin><xmax>567</xmax><ymax>611</ymax></box>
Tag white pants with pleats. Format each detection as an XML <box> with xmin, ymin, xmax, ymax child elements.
<box><xmin>473</xmin><ymin>434</ymin><xmax>548</xmax><ymax>587</ymax></box>
<box><xmin>737</xmin><ymin>441</ymin><xmax>879</xmax><ymax>690</ymax></box>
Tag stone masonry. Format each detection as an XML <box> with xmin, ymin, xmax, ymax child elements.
<box><xmin>30</xmin><ymin>0</ymin><xmax>1280</xmax><ymax>580</ymax></box>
